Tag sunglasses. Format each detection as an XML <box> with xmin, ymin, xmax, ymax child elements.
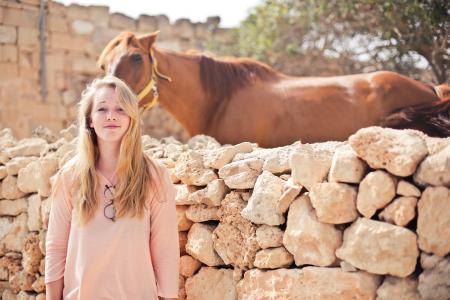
<box><xmin>103</xmin><ymin>184</ymin><xmax>116</xmax><ymax>222</ymax></box>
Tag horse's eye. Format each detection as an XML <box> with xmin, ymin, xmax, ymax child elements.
<box><xmin>100</xmin><ymin>64</ymin><xmax>105</xmax><ymax>71</ymax></box>
<box><xmin>131</xmin><ymin>54</ymin><xmax>143</xmax><ymax>64</ymax></box>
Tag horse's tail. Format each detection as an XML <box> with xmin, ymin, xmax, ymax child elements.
<box><xmin>379</xmin><ymin>88</ymin><xmax>450</xmax><ymax>137</ymax></box>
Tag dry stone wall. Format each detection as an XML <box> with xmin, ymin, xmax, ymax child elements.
<box><xmin>0</xmin><ymin>0</ymin><xmax>231</xmax><ymax>141</ymax></box>
<box><xmin>0</xmin><ymin>125</ymin><xmax>449</xmax><ymax>300</ymax></box>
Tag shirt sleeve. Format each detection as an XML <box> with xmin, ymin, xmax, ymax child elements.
<box><xmin>45</xmin><ymin>173</ymin><xmax>72</xmax><ymax>285</ymax></box>
<box><xmin>149</xmin><ymin>166</ymin><xmax>180</xmax><ymax>298</ymax></box>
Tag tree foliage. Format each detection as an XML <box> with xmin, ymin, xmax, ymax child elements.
<box><xmin>208</xmin><ymin>0</ymin><xmax>449</xmax><ymax>83</ymax></box>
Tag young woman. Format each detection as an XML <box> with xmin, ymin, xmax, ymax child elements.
<box><xmin>45</xmin><ymin>76</ymin><xmax>179</xmax><ymax>300</ymax></box>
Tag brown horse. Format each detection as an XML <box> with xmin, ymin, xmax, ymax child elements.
<box><xmin>98</xmin><ymin>31</ymin><xmax>450</xmax><ymax>147</ymax></box>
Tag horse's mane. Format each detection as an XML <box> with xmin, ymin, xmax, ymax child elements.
<box><xmin>198</xmin><ymin>55</ymin><xmax>280</xmax><ymax>106</ymax></box>
<box><xmin>97</xmin><ymin>32</ymin><xmax>136</xmax><ymax>68</ymax></box>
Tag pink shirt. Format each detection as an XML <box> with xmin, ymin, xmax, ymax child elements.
<box><xmin>45</xmin><ymin>162</ymin><xmax>180</xmax><ymax>300</ymax></box>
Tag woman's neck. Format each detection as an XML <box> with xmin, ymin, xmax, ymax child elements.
<box><xmin>95</xmin><ymin>141</ymin><xmax>121</xmax><ymax>174</ymax></box>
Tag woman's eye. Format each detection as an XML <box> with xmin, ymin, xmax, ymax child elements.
<box><xmin>98</xmin><ymin>108</ymin><xmax>106</xmax><ymax>111</ymax></box>
<box><xmin>117</xmin><ymin>108</ymin><xmax>124</xmax><ymax>112</ymax></box>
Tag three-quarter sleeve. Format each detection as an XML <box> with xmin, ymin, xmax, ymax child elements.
<box><xmin>149</xmin><ymin>166</ymin><xmax>180</xmax><ymax>298</ymax></box>
<box><xmin>45</xmin><ymin>173</ymin><xmax>72</xmax><ymax>284</ymax></box>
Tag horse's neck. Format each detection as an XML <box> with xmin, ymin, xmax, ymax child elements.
<box><xmin>154</xmin><ymin>48</ymin><xmax>211</xmax><ymax>135</ymax></box>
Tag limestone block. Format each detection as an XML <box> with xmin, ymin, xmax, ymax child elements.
<box><xmin>283</xmin><ymin>194</ymin><xmax>342</xmax><ymax>267</ymax></box>
<box><xmin>185</xmin><ymin>204</ymin><xmax>219</xmax><ymax>222</ymax></box>
<box><xmin>185</xmin><ymin>267</ymin><xmax>236</xmax><ymax>300</ymax></box>
<box><xmin>174</xmin><ymin>151</ymin><xmax>217</xmax><ymax>186</ymax></box>
<box><xmin>2</xmin><ymin>175</ymin><xmax>26</xmax><ymax>200</ymax></box>
<box><xmin>218</xmin><ymin>158</ymin><xmax>263</xmax><ymax>189</ymax></box>
<box><xmin>349</xmin><ymin>127</ymin><xmax>428</xmax><ymax>176</ymax></box>
<box><xmin>5</xmin><ymin>157</ymin><xmax>38</xmax><ymax>176</ymax></box>
<box><xmin>336</xmin><ymin>218</ymin><xmax>418</xmax><ymax>277</ymax></box>
<box><xmin>179</xmin><ymin>255</ymin><xmax>202</xmax><ymax>277</ymax></box>
<box><xmin>414</xmin><ymin>145</ymin><xmax>450</xmax><ymax>187</ymax></box>
<box><xmin>356</xmin><ymin>170</ymin><xmax>396</xmax><ymax>218</ymax></box>
<box><xmin>213</xmin><ymin>192</ymin><xmax>259</xmax><ymax>269</ymax></box>
<box><xmin>290</xmin><ymin>144</ymin><xmax>334</xmax><ymax>191</ymax></box>
<box><xmin>241</xmin><ymin>171</ymin><xmax>285</xmax><ymax>225</ymax></box>
<box><xmin>276</xmin><ymin>177</ymin><xmax>301</xmax><ymax>213</ymax></box>
<box><xmin>376</xmin><ymin>276</ymin><xmax>422</xmax><ymax>300</ymax></box>
<box><xmin>310</xmin><ymin>182</ymin><xmax>358</xmax><ymax>224</ymax></box>
<box><xmin>204</xmin><ymin>142</ymin><xmax>253</xmax><ymax>169</ymax></box>
<box><xmin>237</xmin><ymin>267</ymin><xmax>380</xmax><ymax>300</ymax></box>
<box><xmin>328</xmin><ymin>144</ymin><xmax>368</xmax><ymax>183</ymax></box>
<box><xmin>418</xmin><ymin>256</ymin><xmax>450</xmax><ymax>300</ymax></box>
<box><xmin>27</xmin><ymin>194</ymin><xmax>41</xmax><ymax>231</ymax></box>
<box><xmin>397</xmin><ymin>180</ymin><xmax>421</xmax><ymax>197</ymax></box>
<box><xmin>0</xmin><ymin>198</ymin><xmax>27</xmax><ymax>216</ymax></box>
<box><xmin>379</xmin><ymin>196</ymin><xmax>417</xmax><ymax>226</ymax></box>
<box><xmin>255</xmin><ymin>225</ymin><xmax>283</xmax><ymax>249</ymax></box>
<box><xmin>253</xmin><ymin>247</ymin><xmax>294</xmax><ymax>269</ymax></box>
<box><xmin>71</xmin><ymin>20</ymin><xmax>94</xmax><ymax>35</ymax></box>
<box><xmin>186</xmin><ymin>223</ymin><xmax>223</xmax><ymax>267</ymax></box>
<box><xmin>17</xmin><ymin>157</ymin><xmax>59</xmax><ymax>197</ymax></box>
<box><xmin>176</xmin><ymin>205</ymin><xmax>193</xmax><ymax>232</ymax></box>
<box><xmin>4</xmin><ymin>138</ymin><xmax>47</xmax><ymax>158</ymax></box>
<box><xmin>187</xmin><ymin>179</ymin><xmax>228</xmax><ymax>207</ymax></box>
<box><xmin>417</xmin><ymin>186</ymin><xmax>450</xmax><ymax>256</ymax></box>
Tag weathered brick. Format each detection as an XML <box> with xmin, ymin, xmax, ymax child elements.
<box><xmin>17</xmin><ymin>27</ymin><xmax>39</xmax><ymax>47</ymax></box>
<box><xmin>109</xmin><ymin>12</ymin><xmax>136</xmax><ymax>30</ymax></box>
<box><xmin>47</xmin><ymin>15</ymin><xmax>69</xmax><ymax>33</ymax></box>
<box><xmin>1</xmin><ymin>45</ymin><xmax>18</xmax><ymax>63</ymax></box>
<box><xmin>3</xmin><ymin>7</ymin><xmax>39</xmax><ymax>28</ymax></box>
<box><xmin>0</xmin><ymin>25</ymin><xmax>17</xmax><ymax>44</ymax></box>
<box><xmin>0</xmin><ymin>63</ymin><xmax>18</xmax><ymax>80</ymax></box>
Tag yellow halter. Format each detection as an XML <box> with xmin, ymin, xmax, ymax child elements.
<box><xmin>138</xmin><ymin>48</ymin><xmax>172</xmax><ymax>113</ymax></box>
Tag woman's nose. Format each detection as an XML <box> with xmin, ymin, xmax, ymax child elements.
<box><xmin>107</xmin><ymin>111</ymin><xmax>117</xmax><ymax>120</ymax></box>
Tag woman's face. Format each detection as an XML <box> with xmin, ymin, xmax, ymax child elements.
<box><xmin>89</xmin><ymin>86</ymin><xmax>131</xmax><ymax>144</ymax></box>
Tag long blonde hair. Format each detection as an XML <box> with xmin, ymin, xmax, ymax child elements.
<box><xmin>54</xmin><ymin>75</ymin><xmax>160</xmax><ymax>226</ymax></box>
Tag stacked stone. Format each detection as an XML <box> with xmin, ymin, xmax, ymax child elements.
<box><xmin>0</xmin><ymin>125</ymin><xmax>449</xmax><ymax>299</ymax></box>
<box><xmin>1</xmin><ymin>0</ymin><xmax>229</xmax><ymax>141</ymax></box>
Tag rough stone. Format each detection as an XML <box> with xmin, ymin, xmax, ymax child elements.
<box><xmin>309</xmin><ymin>182</ymin><xmax>358</xmax><ymax>224</ymax></box>
<box><xmin>241</xmin><ymin>171</ymin><xmax>286</xmax><ymax>225</ymax></box>
<box><xmin>236</xmin><ymin>267</ymin><xmax>380</xmax><ymax>300</ymax></box>
<box><xmin>283</xmin><ymin>194</ymin><xmax>342</xmax><ymax>267</ymax></box>
<box><xmin>203</xmin><ymin>142</ymin><xmax>253</xmax><ymax>169</ymax></box>
<box><xmin>417</xmin><ymin>186</ymin><xmax>450</xmax><ymax>256</ymax></box>
<box><xmin>329</xmin><ymin>144</ymin><xmax>368</xmax><ymax>183</ymax></box>
<box><xmin>414</xmin><ymin>145</ymin><xmax>450</xmax><ymax>187</ymax></box>
<box><xmin>376</xmin><ymin>276</ymin><xmax>422</xmax><ymax>300</ymax></box>
<box><xmin>185</xmin><ymin>204</ymin><xmax>219</xmax><ymax>222</ymax></box>
<box><xmin>185</xmin><ymin>223</ymin><xmax>223</xmax><ymax>267</ymax></box>
<box><xmin>253</xmin><ymin>247</ymin><xmax>294</xmax><ymax>269</ymax></box>
<box><xmin>290</xmin><ymin>143</ymin><xmax>334</xmax><ymax>191</ymax></box>
<box><xmin>336</xmin><ymin>218</ymin><xmax>418</xmax><ymax>277</ymax></box>
<box><xmin>349</xmin><ymin>127</ymin><xmax>428</xmax><ymax>176</ymax></box>
<box><xmin>397</xmin><ymin>180</ymin><xmax>421</xmax><ymax>197</ymax></box>
<box><xmin>187</xmin><ymin>179</ymin><xmax>228</xmax><ymax>207</ymax></box>
<box><xmin>418</xmin><ymin>256</ymin><xmax>450</xmax><ymax>300</ymax></box>
<box><xmin>213</xmin><ymin>192</ymin><xmax>260</xmax><ymax>269</ymax></box>
<box><xmin>179</xmin><ymin>255</ymin><xmax>202</xmax><ymax>277</ymax></box>
<box><xmin>255</xmin><ymin>225</ymin><xmax>283</xmax><ymax>249</ymax></box>
<box><xmin>379</xmin><ymin>196</ymin><xmax>417</xmax><ymax>226</ymax></box>
<box><xmin>174</xmin><ymin>151</ymin><xmax>218</xmax><ymax>186</ymax></box>
<box><xmin>356</xmin><ymin>170</ymin><xmax>396</xmax><ymax>218</ymax></box>
<box><xmin>218</xmin><ymin>158</ymin><xmax>263</xmax><ymax>189</ymax></box>
<box><xmin>185</xmin><ymin>267</ymin><xmax>236</xmax><ymax>300</ymax></box>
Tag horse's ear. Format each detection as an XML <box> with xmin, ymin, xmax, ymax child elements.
<box><xmin>138</xmin><ymin>31</ymin><xmax>160</xmax><ymax>50</ymax></box>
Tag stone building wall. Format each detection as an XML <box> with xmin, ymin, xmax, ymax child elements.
<box><xmin>0</xmin><ymin>0</ymin><xmax>232</xmax><ymax>142</ymax></box>
<box><xmin>0</xmin><ymin>125</ymin><xmax>449</xmax><ymax>299</ymax></box>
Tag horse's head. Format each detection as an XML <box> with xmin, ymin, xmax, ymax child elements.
<box><xmin>97</xmin><ymin>31</ymin><xmax>159</xmax><ymax>107</ymax></box>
